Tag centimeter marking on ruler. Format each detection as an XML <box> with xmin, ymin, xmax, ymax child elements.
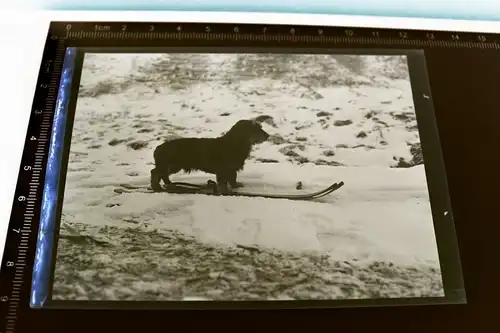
<box><xmin>60</xmin><ymin>27</ymin><xmax>500</xmax><ymax>50</ymax></box>
<box><xmin>2</xmin><ymin>37</ymin><xmax>65</xmax><ymax>333</ymax></box>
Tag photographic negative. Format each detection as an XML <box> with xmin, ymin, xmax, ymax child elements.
<box><xmin>51</xmin><ymin>51</ymin><xmax>445</xmax><ymax>303</ymax></box>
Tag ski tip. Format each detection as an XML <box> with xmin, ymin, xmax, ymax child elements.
<box><xmin>338</xmin><ymin>181</ymin><xmax>345</xmax><ymax>186</ymax></box>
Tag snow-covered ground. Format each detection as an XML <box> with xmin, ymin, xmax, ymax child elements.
<box><xmin>52</xmin><ymin>53</ymin><xmax>444</xmax><ymax>302</ymax></box>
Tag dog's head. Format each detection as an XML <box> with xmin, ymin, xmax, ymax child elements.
<box><xmin>251</xmin><ymin>115</ymin><xmax>277</xmax><ymax>127</ymax></box>
<box><xmin>224</xmin><ymin>119</ymin><xmax>270</xmax><ymax>145</ymax></box>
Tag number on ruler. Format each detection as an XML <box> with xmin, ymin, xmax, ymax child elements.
<box><xmin>18</xmin><ymin>196</ymin><xmax>26</xmax><ymax>202</ymax></box>
<box><xmin>318</xmin><ymin>28</ymin><xmax>323</xmax><ymax>35</ymax></box>
<box><xmin>262</xmin><ymin>27</ymin><xmax>267</xmax><ymax>34</ymax></box>
<box><xmin>452</xmin><ymin>34</ymin><xmax>460</xmax><ymax>40</ymax></box>
<box><xmin>5</xmin><ymin>261</ymin><xmax>14</xmax><ymax>267</ymax></box>
<box><xmin>1</xmin><ymin>296</ymin><xmax>8</xmax><ymax>302</ymax></box>
<box><xmin>24</xmin><ymin>165</ymin><xmax>32</xmax><ymax>171</ymax></box>
<box><xmin>234</xmin><ymin>26</ymin><xmax>239</xmax><ymax>33</ymax></box>
<box><xmin>40</xmin><ymin>84</ymin><xmax>48</xmax><ymax>88</ymax></box>
<box><xmin>345</xmin><ymin>29</ymin><xmax>354</xmax><ymax>37</ymax></box>
<box><xmin>176</xmin><ymin>25</ymin><xmax>182</xmax><ymax>32</ymax></box>
<box><xmin>66</xmin><ymin>24</ymin><xmax>72</xmax><ymax>31</ymax></box>
<box><xmin>477</xmin><ymin>35</ymin><xmax>486</xmax><ymax>42</ymax></box>
<box><xmin>34</xmin><ymin>109</ymin><xmax>43</xmax><ymax>115</ymax></box>
<box><xmin>372</xmin><ymin>31</ymin><xmax>380</xmax><ymax>37</ymax></box>
<box><xmin>30</xmin><ymin>136</ymin><xmax>37</xmax><ymax>141</ymax></box>
<box><xmin>12</xmin><ymin>228</ymin><xmax>20</xmax><ymax>234</ymax></box>
<box><xmin>205</xmin><ymin>26</ymin><xmax>211</xmax><ymax>33</ymax></box>
<box><xmin>399</xmin><ymin>31</ymin><xmax>408</xmax><ymax>38</ymax></box>
<box><xmin>121</xmin><ymin>24</ymin><xmax>127</xmax><ymax>32</ymax></box>
<box><xmin>290</xmin><ymin>28</ymin><xmax>295</xmax><ymax>34</ymax></box>
<box><xmin>426</xmin><ymin>32</ymin><xmax>435</xmax><ymax>40</ymax></box>
<box><xmin>149</xmin><ymin>25</ymin><xmax>155</xmax><ymax>32</ymax></box>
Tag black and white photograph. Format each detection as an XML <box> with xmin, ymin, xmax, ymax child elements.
<box><xmin>52</xmin><ymin>51</ymin><xmax>444</xmax><ymax>302</ymax></box>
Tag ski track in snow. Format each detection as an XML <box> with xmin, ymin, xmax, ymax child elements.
<box><xmin>53</xmin><ymin>53</ymin><xmax>444</xmax><ymax>301</ymax></box>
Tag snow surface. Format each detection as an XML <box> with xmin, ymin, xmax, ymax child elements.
<box><xmin>52</xmin><ymin>53</ymin><xmax>444</xmax><ymax>301</ymax></box>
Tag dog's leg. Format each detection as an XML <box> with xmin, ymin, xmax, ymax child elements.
<box><xmin>160</xmin><ymin>172</ymin><xmax>172</xmax><ymax>186</ymax></box>
<box><xmin>216</xmin><ymin>173</ymin><xmax>231</xmax><ymax>194</ymax></box>
<box><xmin>150</xmin><ymin>168</ymin><xmax>163</xmax><ymax>192</ymax></box>
<box><xmin>161</xmin><ymin>166</ymin><xmax>181</xmax><ymax>189</ymax></box>
<box><xmin>227</xmin><ymin>170</ymin><xmax>243</xmax><ymax>188</ymax></box>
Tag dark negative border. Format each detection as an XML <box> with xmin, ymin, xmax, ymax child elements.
<box><xmin>39</xmin><ymin>47</ymin><xmax>464</xmax><ymax>310</ymax></box>
<box><xmin>405</xmin><ymin>51</ymin><xmax>465</xmax><ymax>302</ymax></box>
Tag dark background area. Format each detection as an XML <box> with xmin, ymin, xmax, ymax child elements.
<box><xmin>8</xmin><ymin>24</ymin><xmax>500</xmax><ymax>333</ymax></box>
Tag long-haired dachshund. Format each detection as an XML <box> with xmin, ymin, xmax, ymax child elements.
<box><xmin>151</xmin><ymin>118</ymin><xmax>270</xmax><ymax>193</ymax></box>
